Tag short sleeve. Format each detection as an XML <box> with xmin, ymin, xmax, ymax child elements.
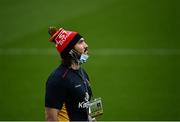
<box><xmin>45</xmin><ymin>76</ymin><xmax>67</xmax><ymax>109</ymax></box>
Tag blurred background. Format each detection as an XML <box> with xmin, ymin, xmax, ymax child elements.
<box><xmin>0</xmin><ymin>0</ymin><xmax>179</xmax><ymax>120</ymax></box>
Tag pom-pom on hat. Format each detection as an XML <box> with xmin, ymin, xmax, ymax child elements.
<box><xmin>48</xmin><ymin>27</ymin><xmax>82</xmax><ymax>53</ymax></box>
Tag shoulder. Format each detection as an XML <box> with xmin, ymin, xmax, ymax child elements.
<box><xmin>46</xmin><ymin>64</ymin><xmax>70</xmax><ymax>86</ymax></box>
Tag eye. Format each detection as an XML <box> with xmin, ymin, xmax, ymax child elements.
<box><xmin>78</xmin><ymin>39</ymin><xmax>84</xmax><ymax>44</ymax></box>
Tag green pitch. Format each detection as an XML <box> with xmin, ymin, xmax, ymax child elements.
<box><xmin>0</xmin><ymin>0</ymin><xmax>179</xmax><ymax>120</ymax></box>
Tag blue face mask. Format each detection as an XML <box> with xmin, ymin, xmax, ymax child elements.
<box><xmin>79</xmin><ymin>54</ymin><xmax>89</xmax><ymax>64</ymax></box>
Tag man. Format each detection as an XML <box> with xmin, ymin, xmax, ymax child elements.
<box><xmin>45</xmin><ymin>27</ymin><xmax>93</xmax><ymax>121</ymax></box>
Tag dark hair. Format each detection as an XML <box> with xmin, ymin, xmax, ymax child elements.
<box><xmin>60</xmin><ymin>50</ymin><xmax>73</xmax><ymax>67</ymax></box>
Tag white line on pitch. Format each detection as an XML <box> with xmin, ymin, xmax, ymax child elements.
<box><xmin>0</xmin><ymin>48</ymin><xmax>179</xmax><ymax>56</ymax></box>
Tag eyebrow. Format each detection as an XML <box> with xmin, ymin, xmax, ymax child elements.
<box><xmin>78</xmin><ymin>38</ymin><xmax>84</xmax><ymax>43</ymax></box>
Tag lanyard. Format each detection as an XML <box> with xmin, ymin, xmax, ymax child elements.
<box><xmin>73</xmin><ymin>68</ymin><xmax>92</xmax><ymax>98</ymax></box>
<box><xmin>75</xmin><ymin>68</ymin><xmax>91</xmax><ymax>117</ymax></box>
<box><xmin>77</xmin><ymin>68</ymin><xmax>89</xmax><ymax>94</ymax></box>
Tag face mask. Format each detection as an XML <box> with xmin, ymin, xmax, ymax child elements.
<box><xmin>80</xmin><ymin>54</ymin><xmax>89</xmax><ymax>64</ymax></box>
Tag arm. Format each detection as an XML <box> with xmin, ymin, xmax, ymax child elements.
<box><xmin>45</xmin><ymin>76</ymin><xmax>67</xmax><ymax>121</ymax></box>
<box><xmin>45</xmin><ymin>107</ymin><xmax>59</xmax><ymax>121</ymax></box>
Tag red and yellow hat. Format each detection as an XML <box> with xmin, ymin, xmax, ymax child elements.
<box><xmin>49</xmin><ymin>27</ymin><xmax>82</xmax><ymax>53</ymax></box>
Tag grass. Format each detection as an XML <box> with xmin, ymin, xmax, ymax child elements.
<box><xmin>0</xmin><ymin>0</ymin><xmax>179</xmax><ymax>120</ymax></box>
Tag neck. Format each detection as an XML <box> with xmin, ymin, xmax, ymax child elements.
<box><xmin>71</xmin><ymin>61</ymin><xmax>80</xmax><ymax>70</ymax></box>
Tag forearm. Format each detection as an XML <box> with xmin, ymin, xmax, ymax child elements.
<box><xmin>45</xmin><ymin>107</ymin><xmax>59</xmax><ymax>121</ymax></box>
<box><xmin>45</xmin><ymin>114</ymin><xmax>58</xmax><ymax>121</ymax></box>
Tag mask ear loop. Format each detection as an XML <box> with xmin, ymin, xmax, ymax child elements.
<box><xmin>69</xmin><ymin>49</ymin><xmax>81</xmax><ymax>64</ymax></box>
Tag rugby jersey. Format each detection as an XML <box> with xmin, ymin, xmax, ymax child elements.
<box><xmin>45</xmin><ymin>64</ymin><xmax>92</xmax><ymax>121</ymax></box>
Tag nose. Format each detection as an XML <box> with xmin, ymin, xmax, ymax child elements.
<box><xmin>84</xmin><ymin>41</ymin><xmax>88</xmax><ymax>48</ymax></box>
